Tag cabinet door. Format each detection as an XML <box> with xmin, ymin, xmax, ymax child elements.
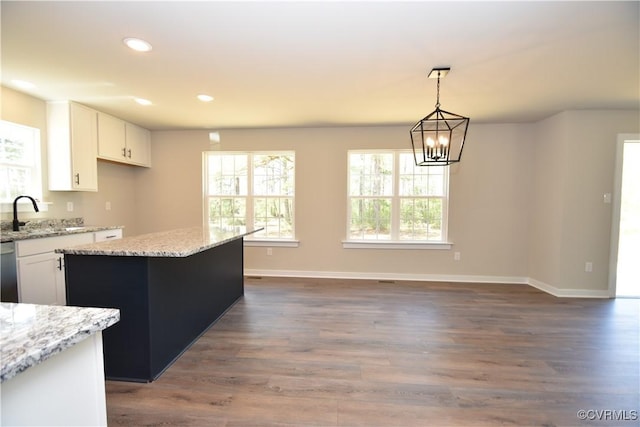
<box><xmin>17</xmin><ymin>252</ymin><xmax>66</xmax><ymax>305</ymax></box>
<box><xmin>97</xmin><ymin>112</ymin><xmax>126</xmax><ymax>162</ymax></box>
<box><xmin>125</xmin><ymin>122</ymin><xmax>151</xmax><ymax>167</ymax></box>
<box><xmin>69</xmin><ymin>103</ymin><xmax>98</xmax><ymax>191</ymax></box>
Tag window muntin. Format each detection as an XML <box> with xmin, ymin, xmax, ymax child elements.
<box><xmin>0</xmin><ymin>120</ymin><xmax>42</xmax><ymax>203</ymax></box>
<box><xmin>205</xmin><ymin>152</ymin><xmax>295</xmax><ymax>239</ymax></box>
<box><xmin>347</xmin><ymin>150</ymin><xmax>448</xmax><ymax>242</ymax></box>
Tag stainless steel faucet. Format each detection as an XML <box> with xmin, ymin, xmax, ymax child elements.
<box><xmin>12</xmin><ymin>195</ymin><xmax>40</xmax><ymax>231</ymax></box>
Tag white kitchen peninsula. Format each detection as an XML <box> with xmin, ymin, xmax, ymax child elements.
<box><xmin>0</xmin><ymin>303</ymin><xmax>119</xmax><ymax>426</ymax></box>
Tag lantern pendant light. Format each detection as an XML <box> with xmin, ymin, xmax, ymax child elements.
<box><xmin>410</xmin><ymin>67</ymin><xmax>469</xmax><ymax>166</ymax></box>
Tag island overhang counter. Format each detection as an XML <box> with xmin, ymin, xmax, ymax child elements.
<box><xmin>0</xmin><ymin>303</ymin><xmax>119</xmax><ymax>426</ymax></box>
<box><xmin>57</xmin><ymin>226</ymin><xmax>259</xmax><ymax>382</ymax></box>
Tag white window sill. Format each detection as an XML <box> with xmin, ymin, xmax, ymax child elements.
<box><xmin>244</xmin><ymin>239</ymin><xmax>300</xmax><ymax>248</ymax></box>
<box><xmin>342</xmin><ymin>240</ymin><xmax>452</xmax><ymax>250</ymax></box>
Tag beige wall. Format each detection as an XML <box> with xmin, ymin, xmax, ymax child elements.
<box><xmin>3</xmin><ymin>85</ymin><xmax>639</xmax><ymax>295</ymax></box>
<box><xmin>528</xmin><ymin>110</ymin><xmax>640</xmax><ymax>296</ymax></box>
<box><xmin>0</xmin><ymin>87</ymin><xmax>141</xmax><ymax>235</ymax></box>
<box><xmin>139</xmin><ymin>124</ymin><xmax>533</xmax><ymax>281</ymax></box>
<box><xmin>528</xmin><ymin>112</ymin><xmax>566</xmax><ymax>288</ymax></box>
<box><xmin>134</xmin><ymin>131</ymin><xmax>207</xmax><ymax>234</ymax></box>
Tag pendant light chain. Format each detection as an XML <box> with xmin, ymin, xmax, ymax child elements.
<box><xmin>435</xmin><ymin>71</ymin><xmax>441</xmax><ymax>109</ymax></box>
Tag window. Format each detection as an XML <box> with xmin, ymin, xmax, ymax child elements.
<box><xmin>204</xmin><ymin>152</ymin><xmax>295</xmax><ymax>240</ymax></box>
<box><xmin>0</xmin><ymin>120</ymin><xmax>42</xmax><ymax>203</ymax></box>
<box><xmin>346</xmin><ymin>150</ymin><xmax>449</xmax><ymax>247</ymax></box>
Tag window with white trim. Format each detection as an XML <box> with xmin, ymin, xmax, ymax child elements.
<box><xmin>347</xmin><ymin>150</ymin><xmax>448</xmax><ymax>242</ymax></box>
<box><xmin>204</xmin><ymin>151</ymin><xmax>295</xmax><ymax>240</ymax></box>
<box><xmin>0</xmin><ymin>120</ymin><xmax>43</xmax><ymax>203</ymax></box>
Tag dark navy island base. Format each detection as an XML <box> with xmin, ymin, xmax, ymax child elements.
<box><xmin>65</xmin><ymin>237</ymin><xmax>243</xmax><ymax>382</ymax></box>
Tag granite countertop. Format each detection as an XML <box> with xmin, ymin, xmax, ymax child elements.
<box><xmin>0</xmin><ymin>218</ymin><xmax>123</xmax><ymax>243</ymax></box>
<box><xmin>0</xmin><ymin>303</ymin><xmax>120</xmax><ymax>382</ymax></box>
<box><xmin>1</xmin><ymin>225</ymin><xmax>123</xmax><ymax>243</ymax></box>
<box><xmin>56</xmin><ymin>226</ymin><xmax>262</xmax><ymax>257</ymax></box>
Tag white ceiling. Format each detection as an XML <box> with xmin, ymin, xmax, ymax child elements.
<box><xmin>2</xmin><ymin>1</ymin><xmax>639</xmax><ymax>131</ymax></box>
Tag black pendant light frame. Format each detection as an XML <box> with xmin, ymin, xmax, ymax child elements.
<box><xmin>410</xmin><ymin>67</ymin><xmax>470</xmax><ymax>166</ymax></box>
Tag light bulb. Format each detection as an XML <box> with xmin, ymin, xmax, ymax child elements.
<box><xmin>438</xmin><ymin>136</ymin><xmax>449</xmax><ymax>146</ymax></box>
<box><xmin>426</xmin><ymin>137</ymin><xmax>435</xmax><ymax>148</ymax></box>
<box><xmin>197</xmin><ymin>94</ymin><xmax>214</xmax><ymax>102</ymax></box>
<box><xmin>124</xmin><ymin>38</ymin><xmax>152</xmax><ymax>52</ymax></box>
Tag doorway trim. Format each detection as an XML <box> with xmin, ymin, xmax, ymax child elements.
<box><xmin>608</xmin><ymin>133</ymin><xmax>640</xmax><ymax>297</ymax></box>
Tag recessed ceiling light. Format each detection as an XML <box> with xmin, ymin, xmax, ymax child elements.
<box><xmin>197</xmin><ymin>94</ymin><xmax>214</xmax><ymax>102</ymax></box>
<box><xmin>134</xmin><ymin>98</ymin><xmax>152</xmax><ymax>106</ymax></box>
<box><xmin>123</xmin><ymin>37</ymin><xmax>152</xmax><ymax>52</ymax></box>
<box><xmin>11</xmin><ymin>79</ymin><xmax>36</xmax><ymax>90</ymax></box>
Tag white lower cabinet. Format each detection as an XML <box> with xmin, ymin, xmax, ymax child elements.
<box><xmin>17</xmin><ymin>252</ymin><xmax>67</xmax><ymax>305</ymax></box>
<box><xmin>16</xmin><ymin>230</ymin><xmax>122</xmax><ymax>305</ymax></box>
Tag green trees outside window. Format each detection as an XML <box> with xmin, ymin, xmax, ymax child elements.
<box><xmin>348</xmin><ymin>151</ymin><xmax>448</xmax><ymax>241</ymax></box>
<box><xmin>205</xmin><ymin>152</ymin><xmax>295</xmax><ymax>239</ymax></box>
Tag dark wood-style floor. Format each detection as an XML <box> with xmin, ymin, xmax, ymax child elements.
<box><xmin>105</xmin><ymin>277</ymin><xmax>639</xmax><ymax>427</ymax></box>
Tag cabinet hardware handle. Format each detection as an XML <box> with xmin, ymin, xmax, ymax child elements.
<box><xmin>105</xmin><ymin>235</ymin><xmax>117</xmax><ymax>239</ymax></box>
<box><xmin>122</xmin><ymin>147</ymin><xmax>127</xmax><ymax>157</ymax></box>
<box><xmin>57</xmin><ymin>257</ymin><xmax>63</xmax><ymax>271</ymax></box>
<box><xmin>74</xmin><ymin>173</ymin><xmax>80</xmax><ymax>185</ymax></box>
<box><xmin>128</xmin><ymin>149</ymin><xmax>132</xmax><ymax>158</ymax></box>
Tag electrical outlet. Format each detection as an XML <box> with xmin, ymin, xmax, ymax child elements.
<box><xmin>267</xmin><ymin>248</ymin><xmax>273</xmax><ymax>256</ymax></box>
<box><xmin>454</xmin><ymin>251</ymin><xmax>461</xmax><ymax>261</ymax></box>
<box><xmin>105</xmin><ymin>201</ymin><xmax>112</xmax><ymax>211</ymax></box>
<box><xmin>585</xmin><ymin>262</ymin><xmax>593</xmax><ymax>272</ymax></box>
<box><xmin>66</xmin><ymin>201</ymin><xmax>74</xmax><ymax>212</ymax></box>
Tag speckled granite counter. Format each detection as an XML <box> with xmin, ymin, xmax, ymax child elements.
<box><xmin>0</xmin><ymin>303</ymin><xmax>120</xmax><ymax>382</ymax></box>
<box><xmin>56</xmin><ymin>226</ymin><xmax>259</xmax><ymax>257</ymax></box>
<box><xmin>1</xmin><ymin>217</ymin><xmax>122</xmax><ymax>243</ymax></box>
<box><xmin>62</xmin><ymin>226</ymin><xmax>258</xmax><ymax>381</ymax></box>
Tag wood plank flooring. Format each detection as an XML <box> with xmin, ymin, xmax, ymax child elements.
<box><xmin>105</xmin><ymin>277</ymin><xmax>640</xmax><ymax>426</ymax></box>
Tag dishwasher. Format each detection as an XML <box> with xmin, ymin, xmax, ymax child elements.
<box><xmin>1</xmin><ymin>241</ymin><xmax>18</xmax><ymax>302</ymax></box>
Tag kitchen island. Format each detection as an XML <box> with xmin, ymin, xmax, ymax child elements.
<box><xmin>58</xmin><ymin>226</ymin><xmax>258</xmax><ymax>382</ymax></box>
<box><xmin>0</xmin><ymin>303</ymin><xmax>119</xmax><ymax>426</ymax></box>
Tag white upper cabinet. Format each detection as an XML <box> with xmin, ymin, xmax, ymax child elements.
<box><xmin>97</xmin><ymin>112</ymin><xmax>150</xmax><ymax>167</ymax></box>
<box><xmin>47</xmin><ymin>101</ymin><xmax>98</xmax><ymax>192</ymax></box>
<box><xmin>125</xmin><ymin>122</ymin><xmax>151</xmax><ymax>167</ymax></box>
<box><xmin>96</xmin><ymin>112</ymin><xmax>126</xmax><ymax>162</ymax></box>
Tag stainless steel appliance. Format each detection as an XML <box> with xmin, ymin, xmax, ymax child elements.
<box><xmin>1</xmin><ymin>241</ymin><xmax>18</xmax><ymax>302</ymax></box>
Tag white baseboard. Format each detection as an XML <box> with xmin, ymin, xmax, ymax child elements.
<box><xmin>527</xmin><ymin>278</ymin><xmax>611</xmax><ymax>298</ymax></box>
<box><xmin>244</xmin><ymin>269</ymin><xmax>612</xmax><ymax>298</ymax></box>
<box><xmin>244</xmin><ymin>269</ymin><xmax>527</xmax><ymax>284</ymax></box>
